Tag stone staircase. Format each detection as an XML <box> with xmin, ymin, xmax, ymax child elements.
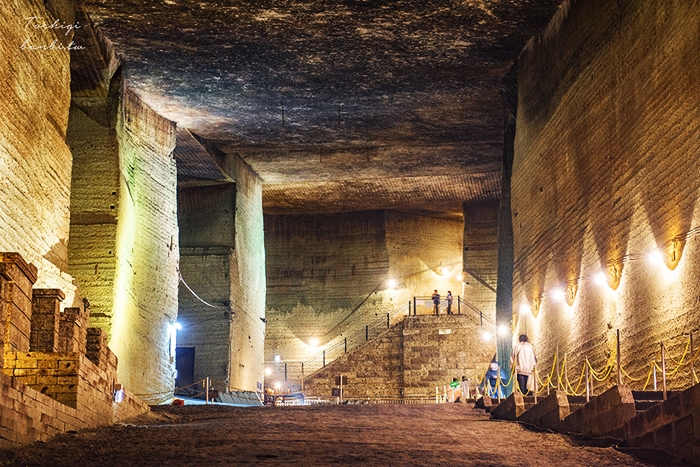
<box><xmin>481</xmin><ymin>383</ymin><xmax>700</xmax><ymax>463</ymax></box>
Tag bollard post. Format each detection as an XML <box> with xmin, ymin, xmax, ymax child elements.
<box><xmin>344</xmin><ymin>337</ymin><xmax>347</xmax><ymax>354</ymax></box>
<box><xmin>435</xmin><ymin>385</ymin><xmax>439</xmax><ymax>404</ymax></box>
<box><xmin>691</xmin><ymin>333</ymin><xmax>696</xmax><ymax>386</ymax></box>
<box><xmin>616</xmin><ymin>329</ymin><xmax>622</xmax><ymax>387</ymax></box>
<box><xmin>340</xmin><ymin>373</ymin><xmax>344</xmax><ymax>404</ymax></box>
<box><xmin>365</xmin><ymin>325</ymin><xmax>369</xmax><ymax>341</ymax></box>
<box><xmin>653</xmin><ymin>361</ymin><xmax>657</xmax><ymax>391</ymax></box>
<box><xmin>301</xmin><ymin>363</ymin><xmax>305</xmax><ymax>392</ymax></box>
<box><xmin>205</xmin><ymin>377</ymin><xmax>210</xmax><ymax>405</ymax></box>
<box><xmin>480</xmin><ymin>311</ymin><xmax>483</xmax><ymax>326</ymax></box>
<box><xmin>585</xmin><ymin>358</ymin><xmax>590</xmax><ymax>403</ymax></box>
<box><xmin>661</xmin><ymin>343</ymin><xmax>667</xmax><ymax>400</ymax></box>
<box><xmin>413</xmin><ymin>297</ymin><xmax>417</xmax><ymax>316</ymax></box>
<box><xmin>556</xmin><ymin>346</ymin><xmax>561</xmax><ymax>391</ymax></box>
<box><xmin>564</xmin><ymin>352</ymin><xmax>568</xmax><ymax>395</ymax></box>
<box><xmin>284</xmin><ymin>362</ymin><xmax>288</xmax><ymax>382</ymax></box>
<box><xmin>458</xmin><ymin>297</ymin><xmax>461</xmax><ymax>315</ymax></box>
<box><xmin>323</xmin><ymin>350</ymin><xmax>326</xmax><ymax>367</ymax></box>
<box><xmin>408</xmin><ymin>301</ymin><xmax>411</xmax><ymax>316</ymax></box>
<box><xmin>533</xmin><ymin>367</ymin><xmax>538</xmax><ymax>404</ymax></box>
<box><xmin>387</xmin><ymin>313</ymin><xmax>390</xmax><ymax>329</ymax></box>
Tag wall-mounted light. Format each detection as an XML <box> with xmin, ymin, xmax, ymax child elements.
<box><xmin>441</xmin><ymin>267</ymin><xmax>450</xmax><ymax>276</ymax></box>
<box><xmin>594</xmin><ymin>271</ymin><xmax>607</xmax><ymax>287</ymax></box>
<box><xmin>308</xmin><ymin>337</ymin><xmax>319</xmax><ymax>348</ymax></box>
<box><xmin>264</xmin><ymin>367</ymin><xmax>272</xmax><ymax>376</ymax></box>
<box><xmin>520</xmin><ymin>303</ymin><xmax>531</xmax><ymax>314</ymax></box>
<box><xmin>551</xmin><ymin>288</ymin><xmax>566</xmax><ymax>303</ymax></box>
<box><xmin>648</xmin><ymin>249</ymin><xmax>665</xmax><ymax>267</ymax></box>
<box><xmin>456</xmin><ymin>274</ymin><xmax>463</xmax><ymax>281</ymax></box>
<box><xmin>274</xmin><ymin>355</ymin><xmax>281</xmax><ymax>363</ymax></box>
<box><xmin>481</xmin><ymin>330</ymin><xmax>493</xmax><ymax>342</ymax></box>
<box><xmin>497</xmin><ymin>325</ymin><xmax>510</xmax><ymax>337</ymax></box>
<box><xmin>387</xmin><ymin>279</ymin><xmax>397</xmax><ymax>289</ymax></box>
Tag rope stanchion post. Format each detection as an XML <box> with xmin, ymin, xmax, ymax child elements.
<box><xmin>661</xmin><ymin>342</ymin><xmax>667</xmax><ymax>400</ymax></box>
<box><xmin>585</xmin><ymin>357</ymin><xmax>590</xmax><ymax>402</ymax></box>
<box><xmin>691</xmin><ymin>332</ymin><xmax>695</xmax><ymax>387</ymax></box>
<box><xmin>533</xmin><ymin>367</ymin><xmax>538</xmax><ymax>403</ymax></box>
<box><xmin>205</xmin><ymin>377</ymin><xmax>210</xmax><ymax>405</ymax></box>
<box><xmin>653</xmin><ymin>362</ymin><xmax>657</xmax><ymax>391</ymax></box>
<box><xmin>301</xmin><ymin>363</ymin><xmax>305</xmax><ymax>392</ymax></box>
<box><xmin>616</xmin><ymin>329</ymin><xmax>622</xmax><ymax>387</ymax></box>
<box><xmin>556</xmin><ymin>346</ymin><xmax>561</xmax><ymax>390</ymax></box>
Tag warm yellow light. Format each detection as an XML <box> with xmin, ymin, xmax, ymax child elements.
<box><xmin>520</xmin><ymin>303</ymin><xmax>531</xmax><ymax>314</ymax></box>
<box><xmin>456</xmin><ymin>274</ymin><xmax>463</xmax><ymax>281</ymax></box>
<box><xmin>481</xmin><ymin>330</ymin><xmax>493</xmax><ymax>342</ymax></box>
<box><xmin>264</xmin><ymin>367</ymin><xmax>272</xmax><ymax>376</ymax></box>
<box><xmin>308</xmin><ymin>337</ymin><xmax>319</xmax><ymax>347</ymax></box>
<box><xmin>497</xmin><ymin>325</ymin><xmax>510</xmax><ymax>337</ymax></box>
<box><xmin>551</xmin><ymin>288</ymin><xmax>566</xmax><ymax>302</ymax></box>
<box><xmin>594</xmin><ymin>271</ymin><xmax>607</xmax><ymax>287</ymax></box>
<box><xmin>387</xmin><ymin>279</ymin><xmax>397</xmax><ymax>289</ymax></box>
<box><xmin>648</xmin><ymin>250</ymin><xmax>665</xmax><ymax>267</ymax></box>
<box><xmin>274</xmin><ymin>381</ymin><xmax>282</xmax><ymax>390</ymax></box>
<box><xmin>441</xmin><ymin>267</ymin><xmax>449</xmax><ymax>276</ymax></box>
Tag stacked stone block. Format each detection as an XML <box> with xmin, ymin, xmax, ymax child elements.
<box><xmin>30</xmin><ymin>289</ymin><xmax>65</xmax><ymax>352</ymax></box>
<box><xmin>0</xmin><ymin>253</ymin><xmax>38</xmax><ymax>354</ymax></box>
<box><xmin>86</xmin><ymin>327</ymin><xmax>118</xmax><ymax>373</ymax></box>
<box><xmin>0</xmin><ymin>252</ymin><xmax>149</xmax><ymax>449</ymax></box>
<box><xmin>624</xmin><ymin>383</ymin><xmax>700</xmax><ymax>461</ymax></box>
<box><xmin>59</xmin><ymin>307</ymin><xmax>89</xmax><ymax>354</ymax></box>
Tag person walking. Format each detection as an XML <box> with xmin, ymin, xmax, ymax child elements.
<box><xmin>446</xmin><ymin>291</ymin><xmax>453</xmax><ymax>314</ymax></box>
<box><xmin>432</xmin><ymin>290</ymin><xmax>441</xmax><ymax>315</ymax></box>
<box><xmin>510</xmin><ymin>334</ymin><xmax>537</xmax><ymax>395</ymax></box>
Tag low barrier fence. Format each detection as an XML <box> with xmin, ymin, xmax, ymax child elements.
<box><xmin>482</xmin><ymin>329</ymin><xmax>700</xmax><ymax>404</ymax></box>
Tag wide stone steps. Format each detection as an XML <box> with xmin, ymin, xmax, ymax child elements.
<box><xmin>480</xmin><ymin>384</ymin><xmax>700</xmax><ymax>463</ymax></box>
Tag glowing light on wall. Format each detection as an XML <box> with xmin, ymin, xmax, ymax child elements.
<box><xmin>648</xmin><ymin>249</ymin><xmax>665</xmax><ymax>267</ymax></box>
<box><xmin>308</xmin><ymin>337</ymin><xmax>319</xmax><ymax>348</ymax></box>
<box><xmin>274</xmin><ymin>355</ymin><xmax>281</xmax><ymax>363</ymax></box>
<box><xmin>520</xmin><ymin>303</ymin><xmax>532</xmax><ymax>315</ymax></box>
<box><xmin>497</xmin><ymin>325</ymin><xmax>510</xmax><ymax>337</ymax></box>
<box><xmin>456</xmin><ymin>274</ymin><xmax>463</xmax><ymax>281</ymax></box>
<box><xmin>551</xmin><ymin>288</ymin><xmax>566</xmax><ymax>303</ymax></box>
<box><xmin>481</xmin><ymin>330</ymin><xmax>493</xmax><ymax>342</ymax></box>
<box><xmin>387</xmin><ymin>279</ymin><xmax>397</xmax><ymax>289</ymax></box>
<box><xmin>594</xmin><ymin>271</ymin><xmax>607</xmax><ymax>287</ymax></box>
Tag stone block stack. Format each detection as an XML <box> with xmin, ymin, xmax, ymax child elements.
<box><xmin>0</xmin><ymin>252</ymin><xmax>38</xmax><ymax>354</ymax></box>
<box><xmin>0</xmin><ymin>252</ymin><xmax>149</xmax><ymax>448</ymax></box>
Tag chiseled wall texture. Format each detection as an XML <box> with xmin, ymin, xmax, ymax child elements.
<box><xmin>108</xmin><ymin>87</ymin><xmax>180</xmax><ymax>401</ymax></box>
<box><xmin>224</xmin><ymin>155</ymin><xmax>266</xmax><ymax>391</ymax></box>
<box><xmin>177</xmin><ymin>248</ymin><xmax>232</xmax><ymax>388</ymax></box>
<box><xmin>512</xmin><ymin>0</ymin><xmax>700</xmax><ymax>390</ymax></box>
<box><xmin>264</xmin><ymin>210</ymin><xmax>463</xmax><ymax>365</ymax></box>
<box><xmin>462</xmin><ymin>200</ymin><xmax>499</xmax><ymax>321</ymax></box>
<box><xmin>0</xmin><ymin>0</ymin><xmax>77</xmax><ymax>303</ymax></box>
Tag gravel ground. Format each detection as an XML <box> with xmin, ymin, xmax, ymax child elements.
<box><xmin>0</xmin><ymin>403</ymin><xmax>686</xmax><ymax>466</ymax></box>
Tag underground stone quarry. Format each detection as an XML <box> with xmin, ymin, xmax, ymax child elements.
<box><xmin>2</xmin><ymin>0</ymin><xmax>700</xmax><ymax>463</ymax></box>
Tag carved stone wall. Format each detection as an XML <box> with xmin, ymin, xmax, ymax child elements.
<box><xmin>512</xmin><ymin>0</ymin><xmax>700</xmax><ymax>388</ymax></box>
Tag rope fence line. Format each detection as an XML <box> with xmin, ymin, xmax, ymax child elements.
<box><xmin>508</xmin><ymin>331</ymin><xmax>700</xmax><ymax>399</ymax></box>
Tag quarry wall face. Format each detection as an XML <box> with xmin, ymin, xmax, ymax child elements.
<box><xmin>177</xmin><ymin>152</ymin><xmax>265</xmax><ymax>392</ymax></box>
<box><xmin>0</xmin><ymin>0</ymin><xmax>77</xmax><ymax>304</ymax></box>
<box><xmin>512</xmin><ymin>0</ymin><xmax>700</xmax><ymax>388</ymax></box>
<box><xmin>264</xmin><ymin>210</ymin><xmax>464</xmax><ymax>366</ymax></box>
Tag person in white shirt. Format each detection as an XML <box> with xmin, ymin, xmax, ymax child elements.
<box><xmin>510</xmin><ymin>334</ymin><xmax>537</xmax><ymax>395</ymax></box>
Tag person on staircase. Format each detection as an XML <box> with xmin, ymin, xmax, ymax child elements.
<box><xmin>432</xmin><ymin>290</ymin><xmax>441</xmax><ymax>315</ymax></box>
<box><xmin>446</xmin><ymin>291</ymin><xmax>453</xmax><ymax>314</ymax></box>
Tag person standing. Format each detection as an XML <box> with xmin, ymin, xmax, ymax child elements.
<box><xmin>510</xmin><ymin>334</ymin><xmax>537</xmax><ymax>395</ymax></box>
<box><xmin>431</xmin><ymin>290</ymin><xmax>441</xmax><ymax>315</ymax></box>
<box><xmin>446</xmin><ymin>291</ymin><xmax>453</xmax><ymax>314</ymax></box>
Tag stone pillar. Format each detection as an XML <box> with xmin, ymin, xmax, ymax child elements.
<box><xmin>0</xmin><ymin>252</ymin><xmax>38</xmax><ymax>353</ymax></box>
<box><xmin>59</xmin><ymin>306</ymin><xmax>89</xmax><ymax>354</ymax></box>
<box><xmin>30</xmin><ymin>289</ymin><xmax>65</xmax><ymax>352</ymax></box>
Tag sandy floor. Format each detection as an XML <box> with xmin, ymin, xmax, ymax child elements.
<box><xmin>0</xmin><ymin>403</ymin><xmax>683</xmax><ymax>466</ymax></box>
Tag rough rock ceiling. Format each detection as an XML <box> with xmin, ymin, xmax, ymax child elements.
<box><xmin>82</xmin><ymin>0</ymin><xmax>562</xmax><ymax>216</ymax></box>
